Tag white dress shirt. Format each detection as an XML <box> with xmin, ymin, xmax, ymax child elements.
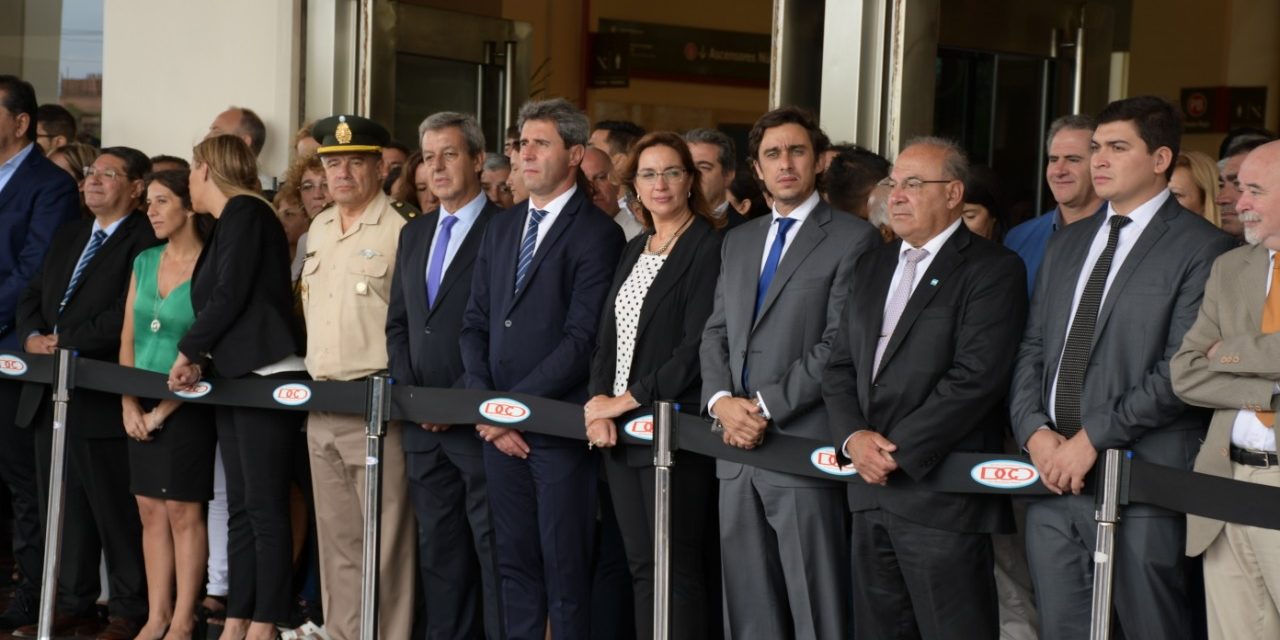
<box><xmin>425</xmin><ymin>191</ymin><xmax>487</xmax><ymax>280</ymax></box>
<box><xmin>1048</xmin><ymin>189</ymin><xmax>1168</xmax><ymax>425</ymax></box>
<box><xmin>1232</xmin><ymin>249</ymin><xmax>1279</xmax><ymax>452</ymax></box>
<box><xmin>524</xmin><ymin>184</ymin><xmax>578</xmax><ymax>253</ymax></box>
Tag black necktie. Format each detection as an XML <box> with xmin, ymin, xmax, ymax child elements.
<box><xmin>1054</xmin><ymin>215</ymin><xmax>1131</xmax><ymax>437</ymax></box>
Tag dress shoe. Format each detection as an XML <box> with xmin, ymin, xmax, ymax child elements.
<box><xmin>94</xmin><ymin>615</ymin><xmax>143</xmax><ymax>640</ymax></box>
<box><xmin>0</xmin><ymin>589</ymin><xmax>37</xmax><ymax>631</ymax></box>
<box><xmin>11</xmin><ymin>611</ymin><xmax>102</xmax><ymax>638</ymax></box>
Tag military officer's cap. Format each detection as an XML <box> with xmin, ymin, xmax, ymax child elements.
<box><xmin>313</xmin><ymin>114</ymin><xmax>390</xmax><ymax>155</ymax></box>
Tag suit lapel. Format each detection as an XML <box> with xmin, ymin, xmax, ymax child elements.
<box><xmin>634</xmin><ymin>219</ymin><xmax>707</xmax><ymax>344</ymax></box>
<box><xmin>751</xmin><ymin>204</ymin><xmax>828</xmax><ymax>331</ymax></box>
<box><xmin>1238</xmin><ymin>243</ymin><xmax>1268</xmax><ymax>330</ymax></box>
<box><xmin>875</xmin><ymin>227</ymin><xmax>968</xmax><ymax>377</ymax></box>
<box><xmin>1091</xmin><ymin>200</ymin><xmax>1173</xmax><ymax>349</ymax></box>
<box><xmin>734</xmin><ymin>217</ymin><xmax>769</xmax><ymax>335</ymax></box>
<box><xmin>428</xmin><ymin>204</ymin><xmax>496</xmax><ymax>320</ymax></box>
<box><xmin>508</xmin><ymin>191</ymin><xmax>581</xmax><ymax>310</ymax></box>
<box><xmin>410</xmin><ymin>211</ymin><xmax>438</xmax><ymax>318</ymax></box>
<box><xmin>62</xmin><ymin>212</ymin><xmax>139</xmax><ymax>309</ymax></box>
<box><xmin>0</xmin><ymin>147</ymin><xmax>37</xmax><ymax>211</ymax></box>
<box><xmin>1043</xmin><ymin>212</ymin><xmax>1104</xmax><ymax>380</ymax></box>
<box><xmin>861</xmin><ymin>244</ymin><xmax>898</xmax><ymax>383</ymax></box>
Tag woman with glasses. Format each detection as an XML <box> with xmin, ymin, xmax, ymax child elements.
<box><xmin>168</xmin><ymin>135</ymin><xmax>305</xmax><ymax>640</ymax></box>
<box><xmin>583</xmin><ymin>131</ymin><xmax>724</xmax><ymax>640</ymax></box>
<box><xmin>120</xmin><ymin>169</ymin><xmax>216</xmax><ymax>640</ymax></box>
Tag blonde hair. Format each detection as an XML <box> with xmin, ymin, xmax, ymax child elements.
<box><xmin>1176</xmin><ymin>151</ymin><xmax>1221</xmax><ymax>228</ymax></box>
<box><xmin>192</xmin><ymin>134</ymin><xmax>261</xmax><ymax>201</ymax></box>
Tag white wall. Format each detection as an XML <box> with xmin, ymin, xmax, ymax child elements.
<box><xmin>101</xmin><ymin>0</ymin><xmax>303</xmax><ymax>178</ymax></box>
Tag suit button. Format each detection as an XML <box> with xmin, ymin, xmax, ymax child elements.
<box><xmin>1233</xmin><ymin>356</ymin><xmax>1241</xmax><ymax>364</ymax></box>
<box><xmin>424</xmin><ymin>327</ymin><xmax>432</xmax><ymax>335</ymax></box>
<box><xmin>504</xmin><ymin>320</ymin><xmax>512</xmax><ymax>328</ymax></box>
<box><xmin>1220</xmin><ymin>356</ymin><xmax>1230</xmax><ymax>364</ymax></box>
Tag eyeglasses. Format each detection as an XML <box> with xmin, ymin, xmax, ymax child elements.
<box><xmin>877</xmin><ymin>177</ymin><xmax>952</xmax><ymax>191</ymax></box>
<box><xmin>636</xmin><ymin>168</ymin><xmax>688</xmax><ymax>183</ymax></box>
<box><xmin>83</xmin><ymin>166</ymin><xmax>126</xmax><ymax>180</ymax></box>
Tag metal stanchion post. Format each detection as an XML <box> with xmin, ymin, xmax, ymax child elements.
<box><xmin>359</xmin><ymin>375</ymin><xmax>390</xmax><ymax>640</ymax></box>
<box><xmin>652</xmin><ymin>401</ymin><xmax>675</xmax><ymax>640</ymax></box>
<box><xmin>1089</xmin><ymin>449</ymin><xmax>1126</xmax><ymax>640</ymax></box>
<box><xmin>37</xmin><ymin>348</ymin><xmax>73</xmax><ymax>640</ymax></box>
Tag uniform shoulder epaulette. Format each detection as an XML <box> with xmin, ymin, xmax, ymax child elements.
<box><xmin>390</xmin><ymin>199</ymin><xmax>421</xmax><ymax>220</ymax></box>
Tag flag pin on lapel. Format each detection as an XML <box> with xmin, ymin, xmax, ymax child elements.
<box><xmin>929</xmin><ymin>278</ymin><xmax>939</xmax><ymax>286</ymax></box>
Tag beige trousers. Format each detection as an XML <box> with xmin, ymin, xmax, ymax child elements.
<box><xmin>1203</xmin><ymin>461</ymin><xmax>1280</xmax><ymax>640</ymax></box>
<box><xmin>306</xmin><ymin>412</ymin><xmax>415</xmax><ymax>640</ymax></box>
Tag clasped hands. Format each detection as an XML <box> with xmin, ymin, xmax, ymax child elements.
<box><xmin>583</xmin><ymin>393</ymin><xmax>641</xmax><ymax>450</ymax></box>
<box><xmin>24</xmin><ymin>333</ymin><xmax>58</xmax><ymax>355</ymax></box>
<box><xmin>1026</xmin><ymin>428</ymin><xmax>1098</xmax><ymax>495</ymax></box>
<box><xmin>712</xmin><ymin>396</ymin><xmax>767</xmax><ymax>450</ymax></box>
<box><xmin>122</xmin><ymin>399</ymin><xmax>164</xmax><ymax>442</ymax></box>
<box><xmin>477</xmin><ymin>423</ymin><xmax>531</xmax><ymax>459</ymax></box>
<box><xmin>167</xmin><ymin>352</ymin><xmax>202</xmax><ymax>392</ymax></box>
<box><xmin>844</xmin><ymin>430</ymin><xmax>898</xmax><ymax>486</ymax></box>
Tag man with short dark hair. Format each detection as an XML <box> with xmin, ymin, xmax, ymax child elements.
<box><xmin>824</xmin><ymin>136</ymin><xmax>1027</xmax><ymax>640</ymax></box>
<box><xmin>461</xmin><ymin>98</ymin><xmax>624</xmax><ymax>640</ymax></box>
<box><xmin>480</xmin><ymin>154</ymin><xmax>514</xmax><ymax>209</ymax></box>
<box><xmin>589</xmin><ymin>119</ymin><xmax>644</xmax><ymax>169</ymax></box>
<box><xmin>700</xmin><ymin>106</ymin><xmax>878</xmax><ymax>638</ymax></box>
<box><xmin>149</xmin><ymin>155</ymin><xmax>189</xmax><ymax>172</ymax></box>
<box><xmin>1010</xmin><ymin>96</ymin><xmax>1235</xmax><ymax>640</ymax></box>
<box><xmin>301</xmin><ymin>114</ymin><xmax>415</xmax><ymax>640</ymax></box>
<box><xmin>35</xmin><ymin>103</ymin><xmax>75</xmax><ymax>154</ymax></box>
<box><xmin>16</xmin><ymin>147</ymin><xmax>158</xmax><ymax>640</ymax></box>
<box><xmin>1005</xmin><ymin>115</ymin><xmax>1106</xmax><ymax>294</ymax></box>
<box><xmin>1215</xmin><ymin>137</ymin><xmax>1272</xmax><ymax>243</ymax></box>
<box><xmin>684</xmin><ymin>127</ymin><xmax>745</xmax><ymax>228</ymax></box>
<box><xmin>0</xmin><ymin>74</ymin><xmax>81</xmax><ymax>632</ymax></box>
<box><xmin>388</xmin><ymin>110</ymin><xmax>504</xmax><ymax>640</ymax></box>
<box><xmin>381</xmin><ymin>139</ymin><xmax>411</xmax><ymax>179</ymax></box>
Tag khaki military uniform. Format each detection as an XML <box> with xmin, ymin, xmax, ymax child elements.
<box><xmin>300</xmin><ymin>190</ymin><xmax>414</xmax><ymax>640</ymax></box>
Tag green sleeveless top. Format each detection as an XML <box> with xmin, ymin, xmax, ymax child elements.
<box><xmin>132</xmin><ymin>245</ymin><xmax>195</xmax><ymax>374</ymax></box>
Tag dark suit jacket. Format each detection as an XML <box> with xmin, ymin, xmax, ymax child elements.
<box><xmin>1010</xmin><ymin>194</ymin><xmax>1235</xmax><ymax>475</ymax></box>
<box><xmin>178</xmin><ymin>195</ymin><xmax>302</xmax><ymax>377</ymax></box>
<box><xmin>460</xmin><ymin>187</ymin><xmax>625</xmax><ymax>406</ymax></box>
<box><xmin>0</xmin><ymin>146</ymin><xmax>82</xmax><ymax>348</ymax></box>
<box><xmin>823</xmin><ymin>223</ymin><xmax>1026</xmax><ymax>533</ymax></box>
<box><xmin>387</xmin><ymin>199</ymin><xmax>500</xmax><ymax>453</ymax></box>
<box><xmin>588</xmin><ymin>216</ymin><xmax>722</xmax><ymax>466</ymax></box>
<box><xmin>15</xmin><ymin>211</ymin><xmax>160</xmax><ymax>436</ymax></box>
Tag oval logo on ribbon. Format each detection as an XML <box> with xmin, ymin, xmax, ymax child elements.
<box><xmin>478</xmin><ymin>398</ymin><xmax>530</xmax><ymax>424</ymax></box>
<box><xmin>970</xmin><ymin>459</ymin><xmax>1039</xmax><ymax>489</ymax></box>
<box><xmin>174</xmin><ymin>381</ymin><xmax>212</xmax><ymax>399</ymax></box>
<box><xmin>810</xmin><ymin>446</ymin><xmax>857</xmax><ymax>477</ymax></box>
<box><xmin>272</xmin><ymin>383</ymin><xmax>312</xmax><ymax>406</ymax></box>
<box><xmin>622</xmin><ymin>415</ymin><xmax>654</xmax><ymax>441</ymax></box>
<box><xmin>0</xmin><ymin>354</ymin><xmax>28</xmax><ymax>376</ymax></box>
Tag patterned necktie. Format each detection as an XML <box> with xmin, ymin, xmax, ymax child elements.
<box><xmin>514</xmin><ymin>208</ymin><xmax>547</xmax><ymax>295</ymax></box>
<box><xmin>1256</xmin><ymin>257</ymin><xmax>1280</xmax><ymax>427</ymax></box>
<box><xmin>754</xmin><ymin>217</ymin><xmax>797</xmax><ymax>320</ymax></box>
<box><xmin>1054</xmin><ymin>215</ymin><xmax>1132</xmax><ymax>437</ymax></box>
<box><xmin>873</xmin><ymin>247</ymin><xmax>929</xmax><ymax>376</ymax></box>
<box><xmin>60</xmin><ymin>229</ymin><xmax>107</xmax><ymax>315</ymax></box>
<box><xmin>426</xmin><ymin>215</ymin><xmax>459</xmax><ymax>308</ymax></box>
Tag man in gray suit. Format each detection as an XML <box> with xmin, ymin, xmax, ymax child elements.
<box><xmin>1171</xmin><ymin>140</ymin><xmax>1280</xmax><ymax>640</ymax></box>
<box><xmin>1010</xmin><ymin>95</ymin><xmax>1234</xmax><ymax>640</ymax></box>
<box><xmin>700</xmin><ymin>106</ymin><xmax>878</xmax><ymax>639</ymax></box>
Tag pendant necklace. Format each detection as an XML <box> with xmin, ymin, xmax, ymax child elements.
<box><xmin>150</xmin><ymin>251</ymin><xmax>167</xmax><ymax>333</ymax></box>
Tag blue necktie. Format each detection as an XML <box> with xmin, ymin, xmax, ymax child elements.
<box><xmin>514</xmin><ymin>208</ymin><xmax>547</xmax><ymax>295</ymax></box>
<box><xmin>426</xmin><ymin>215</ymin><xmax>459</xmax><ymax>308</ymax></box>
<box><xmin>754</xmin><ymin>217</ymin><xmax>797</xmax><ymax>319</ymax></box>
<box><xmin>744</xmin><ymin>217</ymin><xmax>796</xmax><ymax>389</ymax></box>
<box><xmin>60</xmin><ymin>229</ymin><xmax>106</xmax><ymax>314</ymax></box>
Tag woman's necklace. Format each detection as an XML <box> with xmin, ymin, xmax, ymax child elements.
<box><xmin>150</xmin><ymin>248</ymin><xmax>195</xmax><ymax>333</ymax></box>
<box><xmin>645</xmin><ymin>213</ymin><xmax>695</xmax><ymax>255</ymax></box>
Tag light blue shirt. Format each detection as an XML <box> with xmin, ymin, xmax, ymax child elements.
<box><xmin>425</xmin><ymin>191</ymin><xmax>487</xmax><ymax>280</ymax></box>
<box><xmin>0</xmin><ymin>142</ymin><xmax>36</xmax><ymax>196</ymax></box>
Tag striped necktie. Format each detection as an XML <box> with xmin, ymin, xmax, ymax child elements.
<box><xmin>514</xmin><ymin>208</ymin><xmax>547</xmax><ymax>295</ymax></box>
<box><xmin>60</xmin><ymin>229</ymin><xmax>107</xmax><ymax>315</ymax></box>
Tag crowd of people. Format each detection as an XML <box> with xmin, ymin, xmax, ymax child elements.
<box><xmin>0</xmin><ymin>68</ymin><xmax>1278</xmax><ymax>640</ymax></box>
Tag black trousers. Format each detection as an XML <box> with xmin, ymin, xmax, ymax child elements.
<box><xmin>217</xmin><ymin>399</ymin><xmax>304</xmax><ymax>624</ymax></box>
<box><xmin>33</xmin><ymin>411</ymin><xmax>146</xmax><ymax>620</ymax></box>
<box><xmin>850</xmin><ymin>508</ymin><xmax>998</xmax><ymax>640</ymax></box>
<box><xmin>0</xmin><ymin>380</ymin><xmax>42</xmax><ymax>603</ymax></box>
<box><xmin>603</xmin><ymin>453</ymin><xmax>717</xmax><ymax>640</ymax></box>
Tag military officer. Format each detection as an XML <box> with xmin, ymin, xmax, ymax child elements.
<box><xmin>299</xmin><ymin>114</ymin><xmax>415</xmax><ymax>640</ymax></box>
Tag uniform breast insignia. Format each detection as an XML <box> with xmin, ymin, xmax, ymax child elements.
<box><xmin>359</xmin><ymin>249</ymin><xmax>381</xmax><ymax>259</ymax></box>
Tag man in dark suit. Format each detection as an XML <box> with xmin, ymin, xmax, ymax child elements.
<box><xmin>0</xmin><ymin>75</ymin><xmax>81</xmax><ymax>631</ymax></box>
<box><xmin>700</xmin><ymin>106</ymin><xmax>878</xmax><ymax>639</ymax></box>
<box><xmin>822</xmin><ymin>138</ymin><xmax>1027</xmax><ymax>639</ymax></box>
<box><xmin>15</xmin><ymin>147</ymin><xmax>158</xmax><ymax>640</ymax></box>
<box><xmin>387</xmin><ymin>111</ymin><xmax>503</xmax><ymax>640</ymax></box>
<box><xmin>1010</xmin><ymin>96</ymin><xmax>1235</xmax><ymax>640</ymax></box>
<box><xmin>460</xmin><ymin>98</ymin><xmax>624</xmax><ymax>640</ymax></box>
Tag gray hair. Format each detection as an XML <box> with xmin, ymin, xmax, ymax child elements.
<box><xmin>483</xmin><ymin>153</ymin><xmax>511</xmax><ymax>172</ymax></box>
<box><xmin>901</xmin><ymin>135</ymin><xmax>970</xmax><ymax>183</ymax></box>
<box><xmin>418</xmin><ymin>111</ymin><xmax>486</xmax><ymax>156</ymax></box>
<box><xmin>1045</xmin><ymin>114</ymin><xmax>1096</xmax><ymax>150</ymax></box>
<box><xmin>516</xmin><ymin>98</ymin><xmax>590</xmax><ymax>148</ymax></box>
<box><xmin>684</xmin><ymin>128</ymin><xmax>736</xmax><ymax>174</ymax></box>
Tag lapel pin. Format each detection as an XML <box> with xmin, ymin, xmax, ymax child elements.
<box><xmin>929</xmin><ymin>278</ymin><xmax>939</xmax><ymax>286</ymax></box>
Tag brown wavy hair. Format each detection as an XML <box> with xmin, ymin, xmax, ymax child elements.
<box><xmin>279</xmin><ymin>151</ymin><xmax>324</xmax><ymax>204</ymax></box>
<box><xmin>619</xmin><ymin>131</ymin><xmax>723</xmax><ymax>230</ymax></box>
